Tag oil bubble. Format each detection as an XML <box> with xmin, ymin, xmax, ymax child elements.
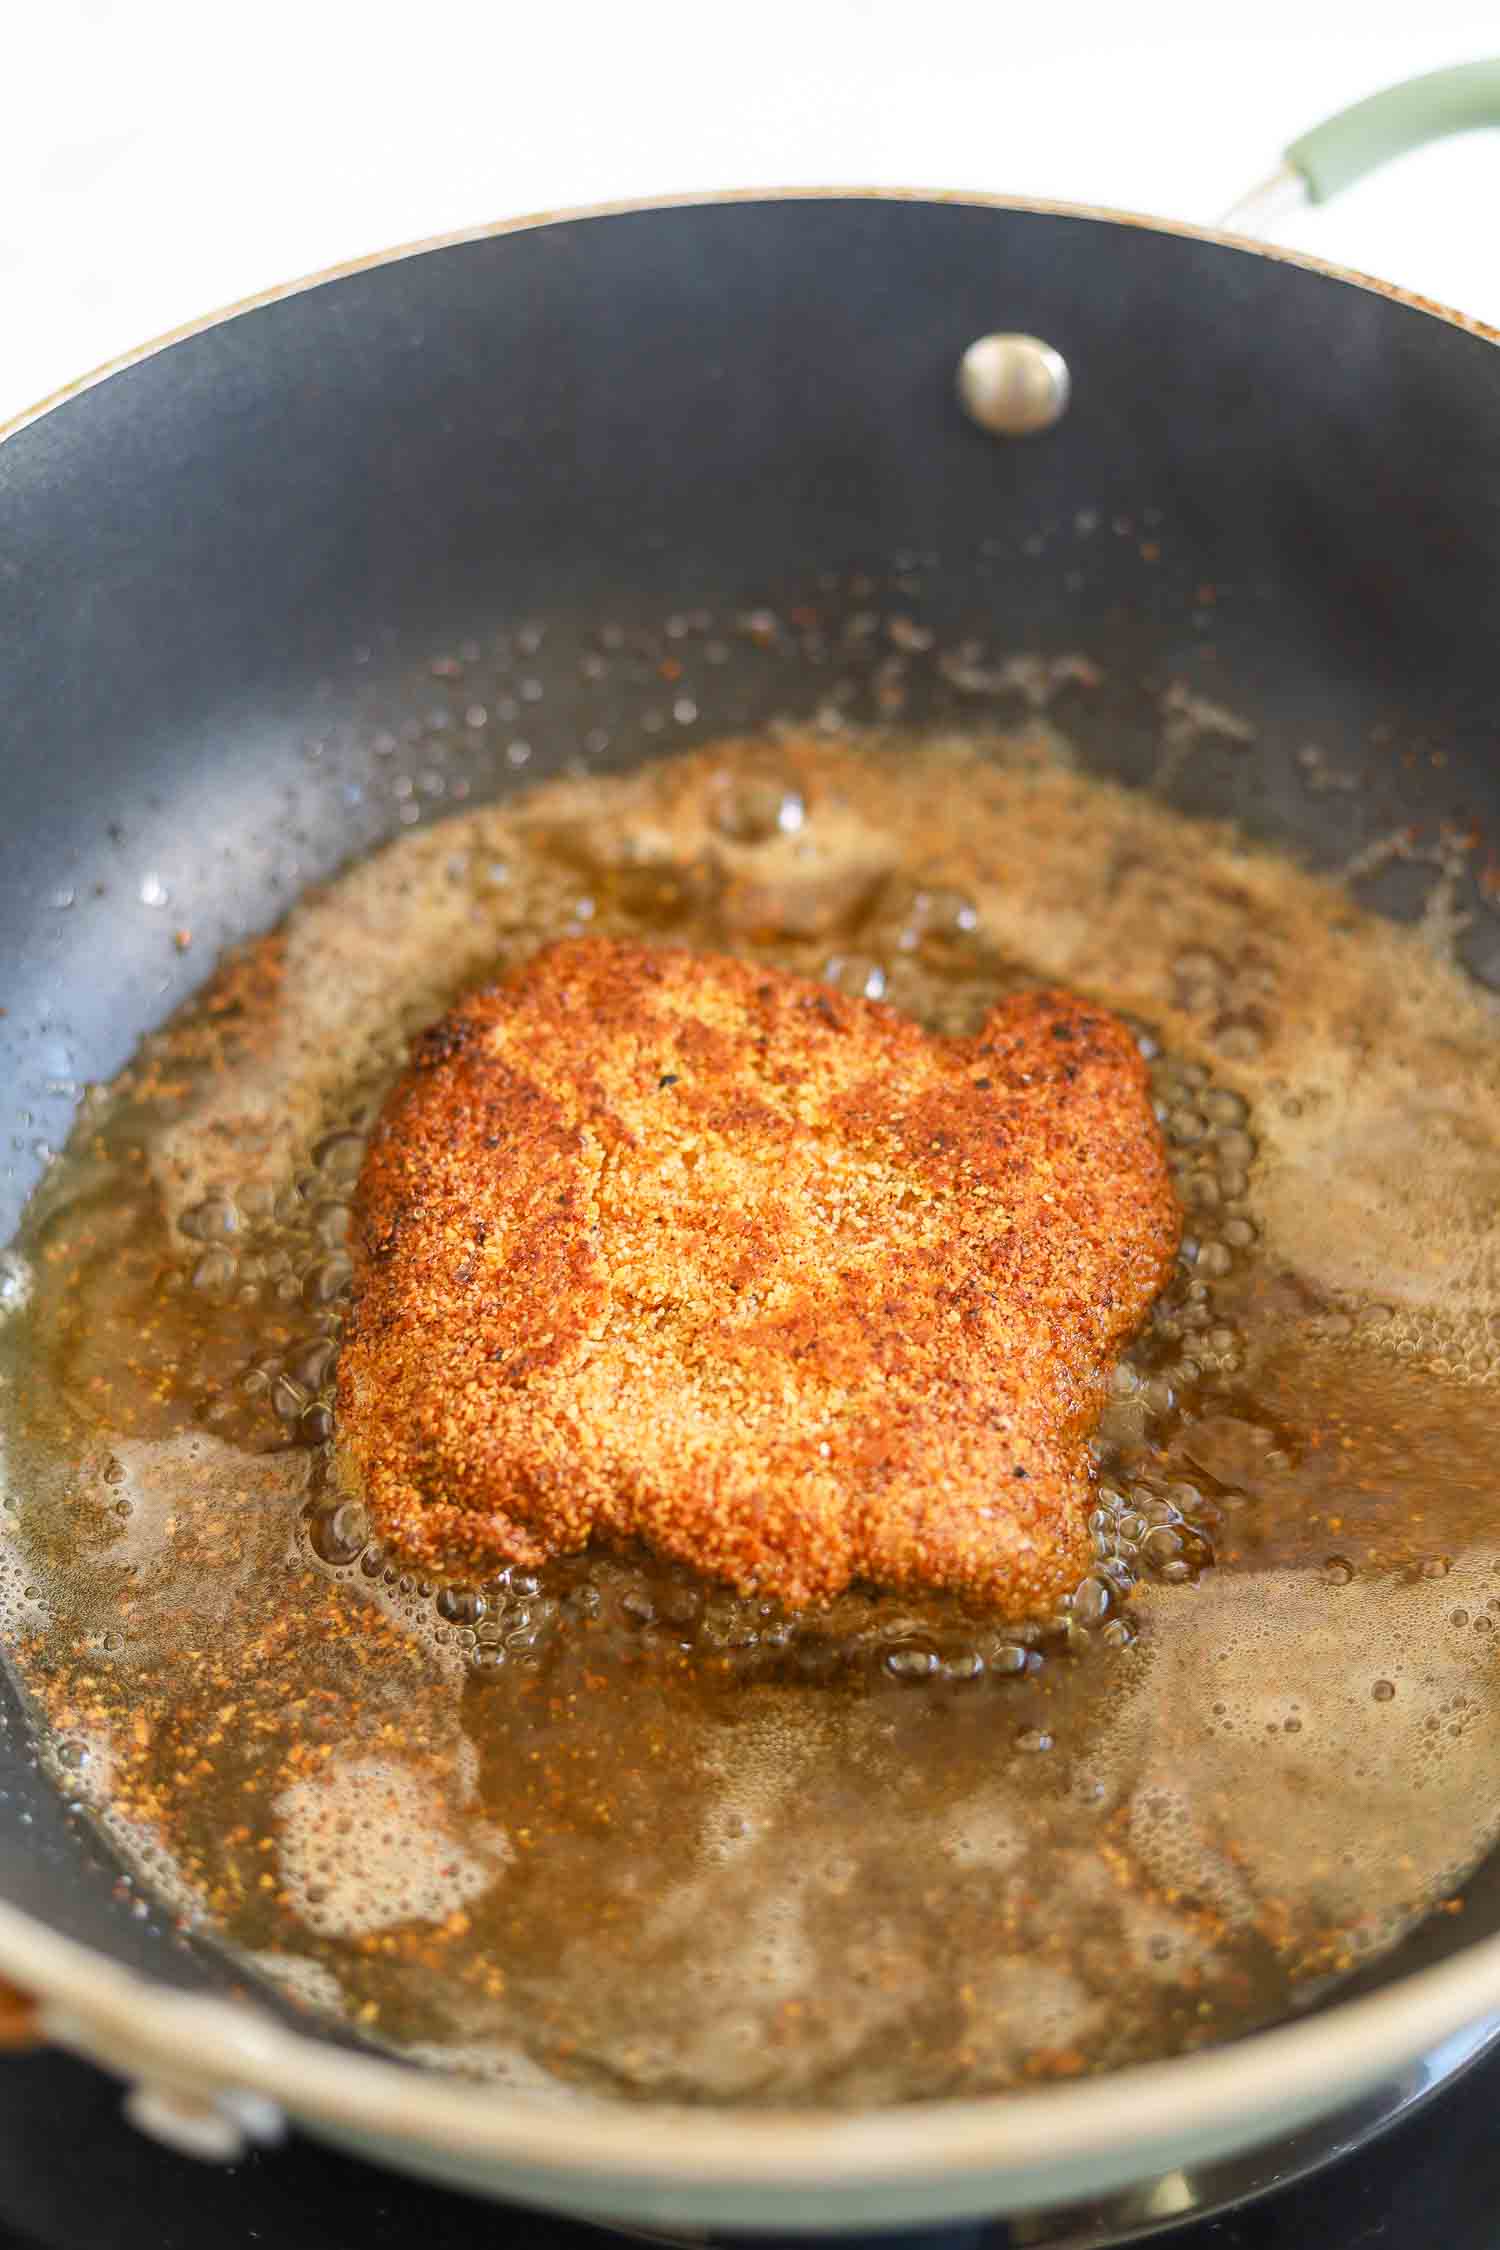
<box><xmin>308</xmin><ymin>1498</ymin><xmax>369</xmax><ymax>1566</ymax></box>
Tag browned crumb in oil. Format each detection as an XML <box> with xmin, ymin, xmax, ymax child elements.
<box><xmin>5</xmin><ymin>721</ymin><xmax>1500</xmax><ymax>2106</ymax></box>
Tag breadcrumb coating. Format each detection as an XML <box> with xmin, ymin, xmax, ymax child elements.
<box><xmin>336</xmin><ymin>937</ymin><xmax>1178</xmax><ymax>1613</ymax></box>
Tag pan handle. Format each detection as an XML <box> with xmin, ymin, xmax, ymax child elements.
<box><xmin>1221</xmin><ymin>59</ymin><xmax>1500</xmax><ymax>235</ymax></box>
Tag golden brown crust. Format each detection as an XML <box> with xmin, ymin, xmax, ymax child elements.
<box><xmin>336</xmin><ymin>937</ymin><xmax>1179</xmax><ymax>1614</ymax></box>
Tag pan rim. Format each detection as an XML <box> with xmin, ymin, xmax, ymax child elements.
<box><xmin>6</xmin><ymin>1892</ymin><xmax>1500</xmax><ymax>2185</ymax></box>
<box><xmin>2</xmin><ymin>183</ymin><xmax>1497</xmax><ymax>452</ymax></box>
<box><xmin>4</xmin><ymin>183</ymin><xmax>1500</xmax><ymax>2197</ymax></box>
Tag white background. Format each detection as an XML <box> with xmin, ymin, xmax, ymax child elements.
<box><xmin>3</xmin><ymin>3</ymin><xmax>1498</xmax><ymax>423</ymax></box>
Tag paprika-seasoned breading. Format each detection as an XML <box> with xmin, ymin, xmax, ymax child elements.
<box><xmin>336</xmin><ymin>937</ymin><xmax>1179</xmax><ymax>1614</ymax></box>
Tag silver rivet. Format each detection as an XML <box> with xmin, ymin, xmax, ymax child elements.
<box><xmin>957</xmin><ymin>333</ymin><xmax>1071</xmax><ymax>438</ymax></box>
<box><xmin>123</xmin><ymin>2080</ymin><xmax>285</xmax><ymax>2162</ymax></box>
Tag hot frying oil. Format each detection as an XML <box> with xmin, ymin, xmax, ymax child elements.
<box><xmin>3</xmin><ymin>724</ymin><xmax>1500</xmax><ymax>2103</ymax></box>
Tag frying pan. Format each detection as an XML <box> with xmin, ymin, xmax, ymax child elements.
<box><xmin>3</xmin><ymin>60</ymin><xmax>1500</xmax><ymax>2241</ymax></box>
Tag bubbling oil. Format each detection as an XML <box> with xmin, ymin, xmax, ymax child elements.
<box><xmin>3</xmin><ymin>719</ymin><xmax>1500</xmax><ymax>2105</ymax></box>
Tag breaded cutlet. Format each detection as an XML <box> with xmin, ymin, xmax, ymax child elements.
<box><xmin>335</xmin><ymin>936</ymin><xmax>1179</xmax><ymax>1615</ymax></box>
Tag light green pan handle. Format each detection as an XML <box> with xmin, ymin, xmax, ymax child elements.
<box><xmin>1291</xmin><ymin>59</ymin><xmax>1500</xmax><ymax>202</ymax></box>
<box><xmin>1223</xmin><ymin>60</ymin><xmax>1500</xmax><ymax>233</ymax></box>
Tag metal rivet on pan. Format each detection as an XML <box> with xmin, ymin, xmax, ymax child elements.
<box><xmin>123</xmin><ymin>2080</ymin><xmax>286</xmax><ymax>2162</ymax></box>
<box><xmin>957</xmin><ymin>334</ymin><xmax>1071</xmax><ymax>437</ymax></box>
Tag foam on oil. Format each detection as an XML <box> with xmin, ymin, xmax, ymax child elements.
<box><xmin>2</xmin><ymin>720</ymin><xmax>1499</xmax><ymax>2103</ymax></box>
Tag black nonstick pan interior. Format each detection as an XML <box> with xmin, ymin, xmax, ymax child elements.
<box><xmin>1</xmin><ymin>192</ymin><xmax>1498</xmax><ymax>2045</ymax></box>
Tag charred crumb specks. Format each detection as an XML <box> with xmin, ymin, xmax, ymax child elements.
<box><xmin>412</xmin><ymin>1019</ymin><xmax>480</xmax><ymax>1070</ymax></box>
